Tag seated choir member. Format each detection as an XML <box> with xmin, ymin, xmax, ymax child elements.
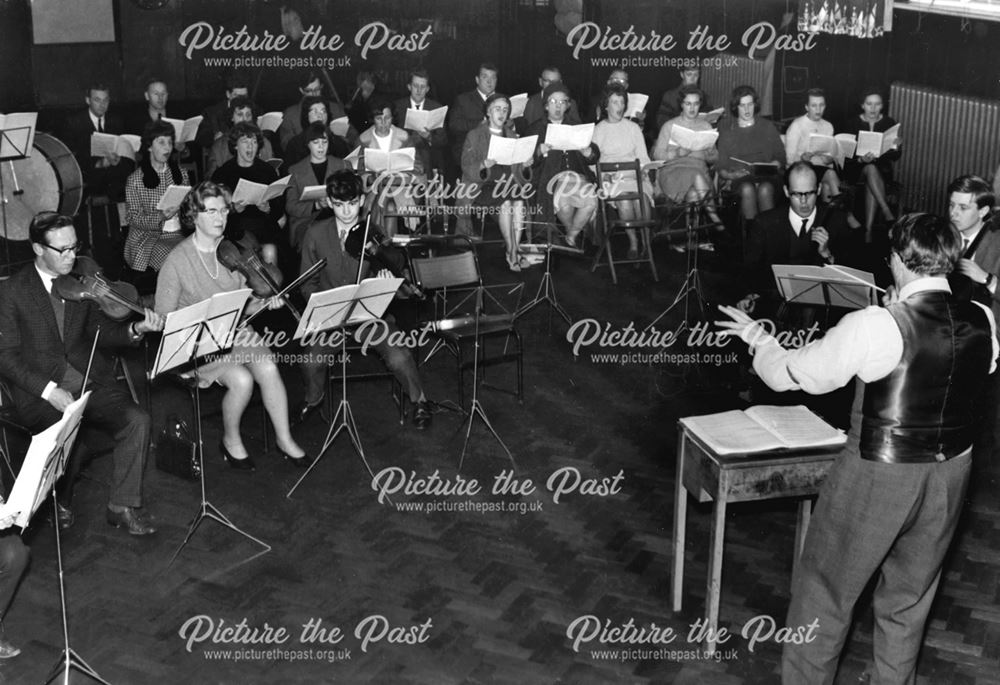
<box><xmin>718</xmin><ymin>212</ymin><xmax>997</xmax><ymax>685</ymax></box>
<box><xmin>587</xmin><ymin>69</ymin><xmax>644</xmax><ymax>128</ymax></box>
<box><xmin>124</xmin><ymin>120</ymin><xmax>189</xmax><ymax>279</ymax></box>
<box><xmin>210</xmin><ymin>122</ymin><xmax>284</xmax><ymax>266</ymax></box>
<box><xmin>528</xmin><ymin>83</ymin><xmax>600</xmax><ymax>247</ymax></box>
<box><xmin>358</xmin><ymin>99</ymin><xmax>423</xmax><ymax>236</ymax></box>
<box><xmin>286</xmin><ymin>123</ymin><xmax>346</xmax><ymax>249</ymax></box>
<box><xmin>715</xmin><ymin>85</ymin><xmax>785</xmax><ymax>223</ymax></box>
<box><xmin>655</xmin><ymin>63</ymin><xmax>716</xmax><ymax>129</ymax></box>
<box><xmin>841</xmin><ymin>87</ymin><xmax>901</xmax><ymax>241</ymax></box>
<box><xmin>155</xmin><ymin>182</ymin><xmax>310</xmax><ymax>471</ymax></box>
<box><xmin>0</xmin><ymin>212</ymin><xmax>164</xmax><ymax>535</ymax></box>
<box><xmin>278</xmin><ymin>70</ymin><xmax>353</xmax><ymax>152</ymax></box>
<box><xmin>449</xmin><ymin>62</ymin><xmax>500</xmax><ymax>236</ymax></box>
<box><xmin>393</xmin><ymin>69</ymin><xmax>448</xmax><ymax>179</ymax></box>
<box><xmin>205</xmin><ymin>96</ymin><xmax>275</xmax><ymax>178</ymax></box>
<box><xmin>195</xmin><ymin>71</ymin><xmax>250</xmax><ymax>149</ymax></box>
<box><xmin>593</xmin><ymin>82</ymin><xmax>657</xmax><ymax>259</ymax></box>
<box><xmin>62</xmin><ymin>83</ymin><xmax>135</xmax><ymax>209</ymax></box>
<box><xmin>0</xmin><ymin>506</ymin><xmax>29</xmax><ymax>657</ymax></box>
<box><xmin>461</xmin><ymin>92</ymin><xmax>530</xmax><ymax>271</ymax></box>
<box><xmin>518</xmin><ymin>66</ymin><xmax>582</xmax><ymax>134</ymax></box>
<box><xmin>296</xmin><ymin>169</ymin><xmax>433</xmax><ymax>430</ymax></box>
<box><xmin>650</xmin><ymin>85</ymin><xmax>724</xmax><ymax>228</ymax></box>
<box><xmin>283</xmin><ymin>95</ymin><xmax>350</xmax><ymax>168</ymax></box>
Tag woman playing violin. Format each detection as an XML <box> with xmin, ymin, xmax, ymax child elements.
<box><xmin>155</xmin><ymin>182</ymin><xmax>310</xmax><ymax>471</ymax></box>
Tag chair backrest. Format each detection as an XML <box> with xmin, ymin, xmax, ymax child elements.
<box><xmin>596</xmin><ymin>158</ymin><xmax>653</xmax><ymax>224</ymax></box>
<box><xmin>410</xmin><ymin>250</ymin><xmax>480</xmax><ymax>290</ymax></box>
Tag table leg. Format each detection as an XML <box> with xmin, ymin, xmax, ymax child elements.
<box><xmin>671</xmin><ymin>431</ymin><xmax>687</xmax><ymax>612</ymax></box>
<box><xmin>704</xmin><ymin>477</ymin><xmax>727</xmax><ymax>655</ymax></box>
<box><xmin>794</xmin><ymin>498</ymin><xmax>812</xmax><ymax>577</ymax></box>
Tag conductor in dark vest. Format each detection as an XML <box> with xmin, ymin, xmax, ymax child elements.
<box><xmin>717</xmin><ymin>213</ymin><xmax>998</xmax><ymax>684</ymax></box>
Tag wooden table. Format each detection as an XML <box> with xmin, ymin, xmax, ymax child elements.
<box><xmin>671</xmin><ymin>421</ymin><xmax>841</xmax><ymax>654</ymax></box>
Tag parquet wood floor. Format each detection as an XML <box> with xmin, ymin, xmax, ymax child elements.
<box><xmin>1</xmin><ymin>241</ymin><xmax>997</xmax><ymax>684</ymax></box>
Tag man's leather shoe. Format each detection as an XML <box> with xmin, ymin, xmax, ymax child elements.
<box><xmin>294</xmin><ymin>398</ymin><xmax>323</xmax><ymax>425</ymax></box>
<box><xmin>412</xmin><ymin>400</ymin><xmax>433</xmax><ymax>431</ymax></box>
<box><xmin>46</xmin><ymin>502</ymin><xmax>74</xmax><ymax>531</ymax></box>
<box><xmin>106</xmin><ymin>507</ymin><xmax>157</xmax><ymax>536</ymax></box>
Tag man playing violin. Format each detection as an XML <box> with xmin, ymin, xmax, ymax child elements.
<box><xmin>0</xmin><ymin>212</ymin><xmax>164</xmax><ymax>535</ymax></box>
<box><xmin>297</xmin><ymin>169</ymin><xmax>433</xmax><ymax>430</ymax></box>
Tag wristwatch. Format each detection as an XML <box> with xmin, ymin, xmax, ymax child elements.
<box><xmin>128</xmin><ymin>322</ymin><xmax>143</xmax><ymax>341</ymax></box>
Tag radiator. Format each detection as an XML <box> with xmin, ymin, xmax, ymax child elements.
<box><xmin>890</xmin><ymin>82</ymin><xmax>1000</xmax><ymax>215</ymax></box>
<box><xmin>700</xmin><ymin>50</ymin><xmax>776</xmax><ymax>117</ymax></box>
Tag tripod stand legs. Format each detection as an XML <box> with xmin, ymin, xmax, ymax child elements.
<box><xmin>170</xmin><ymin>500</ymin><xmax>272</xmax><ymax>566</ymax></box>
<box><xmin>515</xmin><ymin>246</ymin><xmax>572</xmax><ymax>326</ymax></box>
<box><xmin>458</xmin><ymin>399</ymin><xmax>517</xmax><ymax>472</ymax></box>
<box><xmin>287</xmin><ymin>399</ymin><xmax>377</xmax><ymax>499</ymax></box>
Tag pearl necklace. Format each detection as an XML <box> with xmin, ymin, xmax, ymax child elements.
<box><xmin>193</xmin><ymin>236</ymin><xmax>221</xmax><ymax>280</ymax></box>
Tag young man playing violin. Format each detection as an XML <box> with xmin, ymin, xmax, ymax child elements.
<box><xmin>297</xmin><ymin>169</ymin><xmax>433</xmax><ymax>430</ymax></box>
<box><xmin>0</xmin><ymin>212</ymin><xmax>164</xmax><ymax>535</ymax></box>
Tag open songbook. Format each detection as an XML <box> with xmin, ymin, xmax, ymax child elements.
<box><xmin>330</xmin><ymin>116</ymin><xmax>350</xmax><ymax>138</ymax></box>
<box><xmin>509</xmin><ymin>93</ymin><xmax>529</xmax><ymax>120</ymax></box>
<box><xmin>162</xmin><ymin>115</ymin><xmax>203</xmax><ymax>144</ymax></box>
<box><xmin>731</xmin><ymin>157</ymin><xmax>780</xmax><ymax>176</ymax></box>
<box><xmin>807</xmin><ymin>133</ymin><xmax>858</xmax><ymax>167</ymax></box>
<box><xmin>680</xmin><ymin>405</ymin><xmax>846</xmax><ymax>455</ymax></box>
<box><xmin>256</xmin><ymin>111</ymin><xmax>283</xmax><ymax>133</ymax></box>
<box><xmin>90</xmin><ymin>132</ymin><xmax>141</xmax><ymax>160</ymax></box>
<box><xmin>696</xmin><ymin>107</ymin><xmax>725</xmax><ymax>122</ymax></box>
<box><xmin>670</xmin><ymin>125</ymin><xmax>718</xmax><ymax>152</ymax></box>
<box><xmin>545</xmin><ymin>122</ymin><xmax>595</xmax><ymax>150</ymax></box>
<box><xmin>364</xmin><ymin>147</ymin><xmax>416</xmax><ymax>173</ymax></box>
<box><xmin>155</xmin><ymin>184</ymin><xmax>192</xmax><ymax>212</ymax></box>
<box><xmin>403</xmin><ymin>106</ymin><xmax>448</xmax><ymax>132</ymax></box>
<box><xmin>299</xmin><ymin>185</ymin><xmax>327</xmax><ymax>203</ymax></box>
<box><xmin>486</xmin><ymin>134</ymin><xmax>537</xmax><ymax>166</ymax></box>
<box><xmin>231</xmin><ymin>175</ymin><xmax>291</xmax><ymax>205</ymax></box>
<box><xmin>855</xmin><ymin>123</ymin><xmax>900</xmax><ymax>159</ymax></box>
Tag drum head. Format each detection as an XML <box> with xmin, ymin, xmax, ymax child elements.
<box><xmin>0</xmin><ymin>133</ymin><xmax>83</xmax><ymax>241</ymax></box>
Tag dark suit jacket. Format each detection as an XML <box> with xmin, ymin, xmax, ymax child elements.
<box><xmin>448</xmin><ymin>89</ymin><xmax>488</xmax><ymax>163</ymax></box>
<box><xmin>743</xmin><ymin>203</ymin><xmax>852</xmax><ymax>298</ymax></box>
<box><xmin>950</xmin><ymin>224</ymin><xmax>1000</xmax><ymax>332</ymax></box>
<box><xmin>285</xmin><ymin>155</ymin><xmax>346</xmax><ymax>248</ymax></box>
<box><xmin>61</xmin><ymin>108</ymin><xmax>134</xmax><ymax>199</ymax></box>
<box><xmin>393</xmin><ymin>96</ymin><xmax>447</xmax><ymax>174</ymax></box>
<box><xmin>0</xmin><ymin>264</ymin><xmax>135</xmax><ymax>417</ymax></box>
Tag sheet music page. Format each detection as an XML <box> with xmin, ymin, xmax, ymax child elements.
<box><xmin>116</xmin><ymin>134</ymin><xmax>141</xmax><ymax>160</ymax></box>
<box><xmin>348</xmin><ymin>277</ymin><xmax>403</xmax><ymax>323</ymax></box>
<box><xmin>835</xmin><ymin>133</ymin><xmax>857</xmax><ymax>161</ymax></box>
<box><xmin>509</xmin><ymin>93</ymin><xmax>529</xmax><ymax>119</ymax></box>
<box><xmin>545</xmin><ymin>123</ymin><xmax>595</xmax><ymax>151</ymax></box>
<box><xmin>403</xmin><ymin>106</ymin><xmax>448</xmax><ymax>131</ymax></box>
<box><xmin>680</xmin><ymin>410</ymin><xmax>787</xmax><ymax>455</ymax></box>
<box><xmin>879</xmin><ymin>123</ymin><xmax>900</xmax><ymax>156</ymax></box>
<box><xmin>153</xmin><ymin>298</ymin><xmax>210</xmax><ymax>375</ymax></box>
<box><xmin>231</xmin><ymin>178</ymin><xmax>268</xmax><ymax>206</ymax></box>
<box><xmin>855</xmin><ymin>130</ymin><xmax>883</xmax><ymax>158</ymax></box>
<box><xmin>744</xmin><ymin>405</ymin><xmax>846</xmax><ymax>449</ymax></box>
<box><xmin>0</xmin><ymin>112</ymin><xmax>38</xmax><ymax>158</ymax></box>
<box><xmin>201</xmin><ymin>289</ymin><xmax>252</xmax><ymax>355</ymax></box>
<box><xmin>696</xmin><ymin>107</ymin><xmax>725</xmax><ymax>121</ymax></box>
<box><xmin>155</xmin><ymin>184</ymin><xmax>192</xmax><ymax>212</ymax></box>
<box><xmin>262</xmin><ymin>175</ymin><xmax>291</xmax><ymax>202</ymax></box>
<box><xmin>90</xmin><ymin>132</ymin><xmax>118</xmax><ymax>157</ymax></box>
<box><xmin>330</xmin><ymin>116</ymin><xmax>350</xmax><ymax>137</ymax></box>
<box><xmin>365</xmin><ymin>147</ymin><xmax>416</xmax><ymax>173</ymax></box>
<box><xmin>670</xmin><ymin>125</ymin><xmax>718</xmax><ymax>151</ymax></box>
<box><xmin>293</xmin><ymin>284</ymin><xmax>359</xmax><ymax>340</ymax></box>
<box><xmin>626</xmin><ymin>93</ymin><xmax>649</xmax><ymax>119</ymax></box>
<box><xmin>807</xmin><ymin>133</ymin><xmax>839</xmax><ymax>158</ymax></box>
<box><xmin>486</xmin><ymin>134</ymin><xmax>537</xmax><ymax>166</ymax></box>
<box><xmin>299</xmin><ymin>185</ymin><xmax>327</xmax><ymax>202</ymax></box>
<box><xmin>256</xmin><ymin>111</ymin><xmax>283</xmax><ymax>132</ymax></box>
<box><xmin>180</xmin><ymin>115</ymin><xmax>203</xmax><ymax>143</ymax></box>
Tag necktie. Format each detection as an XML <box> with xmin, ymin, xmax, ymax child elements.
<box><xmin>801</xmin><ymin>218</ymin><xmax>809</xmax><ymax>236</ymax></box>
<box><xmin>98</xmin><ymin>118</ymin><xmax>104</xmax><ymax>133</ymax></box>
<box><xmin>49</xmin><ymin>289</ymin><xmax>65</xmax><ymax>339</ymax></box>
<box><xmin>963</xmin><ymin>237</ymin><xmax>971</xmax><ymax>254</ymax></box>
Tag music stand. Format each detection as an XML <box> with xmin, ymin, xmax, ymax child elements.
<box><xmin>772</xmin><ymin>264</ymin><xmax>880</xmax><ymax>323</ymax></box>
<box><xmin>286</xmin><ymin>277</ymin><xmax>402</xmax><ymax>499</ymax></box>
<box><xmin>514</xmin><ymin>240</ymin><xmax>574</xmax><ymax>328</ymax></box>
<box><xmin>458</xmin><ymin>286</ymin><xmax>517</xmax><ymax>471</ymax></box>
<box><xmin>0</xmin><ymin>393</ymin><xmax>106</xmax><ymax>684</ymax></box>
<box><xmin>0</xmin><ymin>113</ymin><xmax>38</xmax><ymax>278</ymax></box>
<box><xmin>150</xmin><ymin>289</ymin><xmax>272</xmax><ymax>564</ymax></box>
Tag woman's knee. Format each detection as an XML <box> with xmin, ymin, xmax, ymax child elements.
<box><xmin>221</xmin><ymin>365</ymin><xmax>255</xmax><ymax>394</ymax></box>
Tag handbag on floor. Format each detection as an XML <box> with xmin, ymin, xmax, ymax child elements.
<box><xmin>154</xmin><ymin>415</ymin><xmax>200</xmax><ymax>481</ymax></box>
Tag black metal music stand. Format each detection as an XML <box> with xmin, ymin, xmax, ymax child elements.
<box><xmin>286</xmin><ymin>278</ymin><xmax>401</xmax><ymax>498</ymax></box>
<box><xmin>514</xmin><ymin>241</ymin><xmax>573</xmax><ymax>328</ymax></box>
<box><xmin>0</xmin><ymin>114</ymin><xmax>37</xmax><ymax>278</ymax></box>
<box><xmin>151</xmin><ymin>291</ymin><xmax>271</xmax><ymax>565</ymax></box>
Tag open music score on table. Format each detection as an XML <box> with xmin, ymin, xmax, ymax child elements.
<box><xmin>679</xmin><ymin>405</ymin><xmax>846</xmax><ymax>455</ymax></box>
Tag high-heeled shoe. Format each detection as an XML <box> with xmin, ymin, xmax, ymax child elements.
<box><xmin>279</xmin><ymin>449</ymin><xmax>313</xmax><ymax>469</ymax></box>
<box><xmin>220</xmin><ymin>441</ymin><xmax>255</xmax><ymax>471</ymax></box>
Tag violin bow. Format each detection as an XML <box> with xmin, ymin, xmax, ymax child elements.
<box><xmin>355</xmin><ymin>212</ymin><xmax>373</xmax><ymax>285</ymax></box>
<box><xmin>241</xmin><ymin>259</ymin><xmax>327</xmax><ymax>327</ymax></box>
<box><xmin>81</xmin><ymin>326</ymin><xmax>101</xmax><ymax>394</ymax></box>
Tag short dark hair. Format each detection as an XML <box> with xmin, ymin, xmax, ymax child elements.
<box><xmin>29</xmin><ymin>211</ymin><xmax>74</xmax><ymax>245</ymax></box>
<box><xmin>806</xmin><ymin>87</ymin><xmax>826</xmax><ymax>101</ymax></box>
<box><xmin>326</xmin><ymin>169</ymin><xmax>364</xmax><ymax>202</ymax></box>
<box><xmin>86</xmin><ymin>83</ymin><xmax>110</xmax><ymax>98</ymax></box>
<box><xmin>409</xmin><ymin>69</ymin><xmax>430</xmax><ymax>84</ymax></box>
<box><xmin>304</xmin><ymin>122</ymin><xmax>328</xmax><ymax>144</ymax></box>
<box><xmin>946</xmin><ymin>175</ymin><xmax>994</xmax><ymax>210</ymax></box>
<box><xmin>890</xmin><ymin>212</ymin><xmax>961</xmax><ymax>276</ymax></box>
<box><xmin>179</xmin><ymin>181</ymin><xmax>231</xmax><ymax>235</ymax></box>
<box><xmin>145</xmin><ymin>77</ymin><xmax>166</xmax><ymax>92</ymax></box>
<box><xmin>482</xmin><ymin>92</ymin><xmax>511</xmax><ymax>117</ymax></box>
<box><xmin>784</xmin><ymin>160</ymin><xmax>817</xmax><ymax>189</ymax></box>
<box><xmin>599</xmin><ymin>84</ymin><xmax>628</xmax><ymax>118</ymax></box>
<box><xmin>227</xmin><ymin>95</ymin><xmax>256</xmax><ymax>122</ymax></box>
<box><xmin>676</xmin><ymin>84</ymin><xmax>704</xmax><ymax>110</ymax></box>
<box><xmin>367</xmin><ymin>98</ymin><xmax>394</xmax><ymax>121</ymax></box>
<box><xmin>299</xmin><ymin>95</ymin><xmax>330</xmax><ymax>129</ymax></box>
<box><xmin>226</xmin><ymin>122</ymin><xmax>264</xmax><ymax>155</ymax></box>
<box><xmin>225</xmin><ymin>71</ymin><xmax>249</xmax><ymax>92</ymax></box>
<box><xmin>478</xmin><ymin>62</ymin><xmax>498</xmax><ymax>76</ymax></box>
<box><xmin>859</xmin><ymin>86</ymin><xmax>885</xmax><ymax>105</ymax></box>
<box><xmin>729</xmin><ymin>85</ymin><xmax>759</xmax><ymax>117</ymax></box>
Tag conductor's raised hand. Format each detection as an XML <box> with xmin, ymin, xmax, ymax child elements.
<box><xmin>715</xmin><ymin>304</ymin><xmax>766</xmax><ymax>345</ymax></box>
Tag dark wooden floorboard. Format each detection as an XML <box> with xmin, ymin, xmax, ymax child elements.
<box><xmin>0</xmin><ymin>239</ymin><xmax>998</xmax><ymax>684</ymax></box>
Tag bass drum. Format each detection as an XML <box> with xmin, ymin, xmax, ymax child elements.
<box><xmin>0</xmin><ymin>133</ymin><xmax>83</xmax><ymax>241</ymax></box>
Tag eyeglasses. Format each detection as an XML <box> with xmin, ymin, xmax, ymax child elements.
<box><xmin>43</xmin><ymin>242</ymin><xmax>83</xmax><ymax>256</ymax></box>
<box><xmin>199</xmin><ymin>208</ymin><xmax>230</xmax><ymax>218</ymax></box>
<box><xmin>788</xmin><ymin>190</ymin><xmax>818</xmax><ymax>200</ymax></box>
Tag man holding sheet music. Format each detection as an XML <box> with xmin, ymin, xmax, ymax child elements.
<box><xmin>718</xmin><ymin>213</ymin><xmax>998</xmax><ymax>685</ymax></box>
<box><xmin>0</xmin><ymin>213</ymin><xmax>164</xmax><ymax>536</ymax></box>
<box><xmin>394</xmin><ymin>69</ymin><xmax>448</xmax><ymax>179</ymax></box>
<box><xmin>62</xmin><ymin>83</ymin><xmax>134</xmax><ymax>205</ymax></box>
<box><xmin>296</xmin><ymin>170</ymin><xmax>432</xmax><ymax>430</ymax></box>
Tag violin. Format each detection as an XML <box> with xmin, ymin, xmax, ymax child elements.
<box><xmin>216</xmin><ymin>233</ymin><xmax>302</xmax><ymax>320</ymax></box>
<box><xmin>53</xmin><ymin>256</ymin><xmax>147</xmax><ymax>320</ymax></box>
<box><xmin>343</xmin><ymin>219</ymin><xmax>423</xmax><ymax>299</ymax></box>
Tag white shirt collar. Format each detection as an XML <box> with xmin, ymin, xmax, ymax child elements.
<box><xmin>961</xmin><ymin>225</ymin><xmax>983</xmax><ymax>249</ymax></box>
<box><xmin>788</xmin><ymin>207</ymin><xmax>817</xmax><ymax>236</ymax></box>
<box><xmin>35</xmin><ymin>263</ymin><xmax>57</xmax><ymax>294</ymax></box>
<box><xmin>88</xmin><ymin>110</ymin><xmax>103</xmax><ymax>130</ymax></box>
<box><xmin>898</xmin><ymin>276</ymin><xmax>952</xmax><ymax>300</ymax></box>
<box><xmin>410</xmin><ymin>99</ymin><xmax>424</xmax><ymax>110</ymax></box>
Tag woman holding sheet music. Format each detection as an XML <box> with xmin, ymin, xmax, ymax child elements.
<box><xmin>358</xmin><ymin>99</ymin><xmax>423</xmax><ymax>237</ymax></box>
<box><xmin>716</xmin><ymin>85</ymin><xmax>785</xmax><ymax>223</ymax></box>
<box><xmin>211</xmin><ymin>122</ymin><xmax>285</xmax><ymax>267</ymax></box>
<box><xmin>123</xmin><ymin>120</ymin><xmax>189</xmax><ymax>274</ymax></box>
<box><xmin>283</xmin><ymin>95</ymin><xmax>350</xmax><ymax>168</ymax></box>
<box><xmin>155</xmin><ymin>181</ymin><xmax>310</xmax><ymax>471</ymax></box>
<box><xmin>650</xmin><ymin>85</ymin><xmax>723</xmax><ymax>230</ymax></box>
<box><xmin>461</xmin><ymin>93</ymin><xmax>531</xmax><ymax>271</ymax></box>
<box><xmin>841</xmin><ymin>88</ymin><xmax>901</xmax><ymax>240</ymax></box>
